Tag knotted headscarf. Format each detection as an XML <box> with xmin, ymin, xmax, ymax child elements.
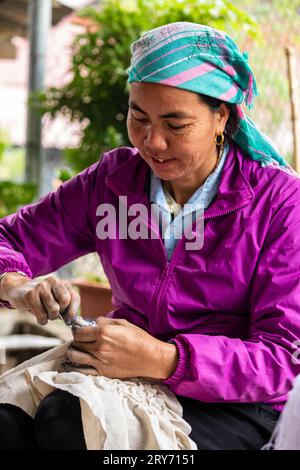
<box><xmin>127</xmin><ymin>22</ymin><xmax>289</xmax><ymax>168</ymax></box>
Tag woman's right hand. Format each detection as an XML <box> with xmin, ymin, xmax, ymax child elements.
<box><xmin>0</xmin><ymin>273</ymin><xmax>80</xmax><ymax>325</ymax></box>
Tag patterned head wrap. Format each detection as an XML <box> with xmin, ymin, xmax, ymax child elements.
<box><xmin>127</xmin><ymin>22</ymin><xmax>289</xmax><ymax>168</ymax></box>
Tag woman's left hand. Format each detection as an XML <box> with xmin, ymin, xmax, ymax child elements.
<box><xmin>61</xmin><ymin>317</ymin><xmax>178</xmax><ymax>380</ymax></box>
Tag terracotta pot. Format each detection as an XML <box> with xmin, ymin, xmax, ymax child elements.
<box><xmin>71</xmin><ymin>279</ymin><xmax>113</xmax><ymax>319</ymax></box>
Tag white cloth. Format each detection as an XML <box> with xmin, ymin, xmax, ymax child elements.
<box><xmin>262</xmin><ymin>374</ymin><xmax>300</xmax><ymax>450</ymax></box>
<box><xmin>0</xmin><ymin>342</ymin><xmax>197</xmax><ymax>450</ymax></box>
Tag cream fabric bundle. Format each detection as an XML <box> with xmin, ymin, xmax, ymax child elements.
<box><xmin>0</xmin><ymin>342</ymin><xmax>197</xmax><ymax>450</ymax></box>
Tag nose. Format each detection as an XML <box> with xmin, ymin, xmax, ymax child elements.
<box><xmin>144</xmin><ymin>125</ymin><xmax>168</xmax><ymax>152</ymax></box>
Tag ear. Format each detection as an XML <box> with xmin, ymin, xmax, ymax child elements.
<box><xmin>216</xmin><ymin>104</ymin><xmax>230</xmax><ymax>131</ymax></box>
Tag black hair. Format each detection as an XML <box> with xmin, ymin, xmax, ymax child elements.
<box><xmin>198</xmin><ymin>94</ymin><xmax>239</xmax><ymax>140</ymax></box>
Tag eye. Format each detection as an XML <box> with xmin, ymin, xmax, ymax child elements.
<box><xmin>131</xmin><ymin>113</ymin><xmax>148</xmax><ymax>123</ymax></box>
<box><xmin>168</xmin><ymin>124</ymin><xmax>187</xmax><ymax>130</ymax></box>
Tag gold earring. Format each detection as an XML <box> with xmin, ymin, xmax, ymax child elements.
<box><xmin>215</xmin><ymin>132</ymin><xmax>224</xmax><ymax>146</ymax></box>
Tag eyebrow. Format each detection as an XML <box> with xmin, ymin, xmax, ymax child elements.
<box><xmin>128</xmin><ymin>101</ymin><xmax>195</xmax><ymax>119</ymax></box>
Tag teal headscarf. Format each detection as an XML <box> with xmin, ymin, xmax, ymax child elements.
<box><xmin>127</xmin><ymin>22</ymin><xmax>289</xmax><ymax>168</ymax></box>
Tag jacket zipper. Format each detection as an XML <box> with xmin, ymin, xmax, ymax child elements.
<box><xmin>106</xmin><ymin>178</ymin><xmax>170</xmax><ymax>297</ymax></box>
<box><xmin>152</xmin><ymin>199</ymin><xmax>253</xmax><ymax>330</ymax></box>
<box><xmin>106</xmin><ymin>177</ymin><xmax>253</xmax><ymax>332</ymax></box>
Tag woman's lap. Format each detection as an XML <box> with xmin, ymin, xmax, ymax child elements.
<box><xmin>0</xmin><ymin>390</ymin><xmax>86</xmax><ymax>450</ymax></box>
<box><xmin>0</xmin><ymin>403</ymin><xmax>37</xmax><ymax>449</ymax></box>
<box><xmin>0</xmin><ymin>390</ymin><xmax>280</xmax><ymax>450</ymax></box>
<box><xmin>177</xmin><ymin>395</ymin><xmax>280</xmax><ymax>450</ymax></box>
<box><xmin>34</xmin><ymin>389</ymin><xmax>86</xmax><ymax>449</ymax></box>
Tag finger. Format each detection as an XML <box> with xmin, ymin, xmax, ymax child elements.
<box><xmin>66</xmin><ymin>346</ymin><xmax>95</xmax><ymax>367</ymax></box>
<box><xmin>24</xmin><ymin>289</ymin><xmax>48</xmax><ymax>326</ymax></box>
<box><xmin>72</xmin><ymin>316</ymin><xmax>116</xmax><ymax>342</ymax></box>
<box><xmin>51</xmin><ymin>282</ymin><xmax>71</xmax><ymax>312</ymax></box>
<box><xmin>95</xmin><ymin>317</ymin><xmax>126</xmax><ymax>327</ymax></box>
<box><xmin>61</xmin><ymin>362</ymin><xmax>99</xmax><ymax>376</ymax></box>
<box><xmin>72</xmin><ymin>340</ymin><xmax>98</xmax><ymax>353</ymax></box>
<box><xmin>72</xmin><ymin>323</ymin><xmax>99</xmax><ymax>342</ymax></box>
<box><xmin>57</xmin><ymin>363</ymin><xmax>65</xmax><ymax>373</ymax></box>
<box><xmin>61</xmin><ymin>286</ymin><xmax>81</xmax><ymax>325</ymax></box>
<box><xmin>39</xmin><ymin>282</ymin><xmax>61</xmax><ymax>321</ymax></box>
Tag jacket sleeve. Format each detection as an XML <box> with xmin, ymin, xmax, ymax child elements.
<box><xmin>162</xmin><ymin>183</ymin><xmax>300</xmax><ymax>404</ymax></box>
<box><xmin>0</xmin><ymin>161</ymin><xmax>101</xmax><ymax>303</ymax></box>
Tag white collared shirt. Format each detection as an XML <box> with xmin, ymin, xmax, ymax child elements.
<box><xmin>150</xmin><ymin>142</ymin><xmax>229</xmax><ymax>260</ymax></box>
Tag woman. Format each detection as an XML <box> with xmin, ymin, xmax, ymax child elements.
<box><xmin>0</xmin><ymin>22</ymin><xmax>299</xmax><ymax>450</ymax></box>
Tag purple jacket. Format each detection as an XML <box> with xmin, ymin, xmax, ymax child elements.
<box><xmin>1</xmin><ymin>143</ymin><xmax>300</xmax><ymax>411</ymax></box>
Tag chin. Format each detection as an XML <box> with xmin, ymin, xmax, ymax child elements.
<box><xmin>153</xmin><ymin>170</ymin><xmax>178</xmax><ymax>181</ymax></box>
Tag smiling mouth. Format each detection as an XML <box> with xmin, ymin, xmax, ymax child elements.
<box><xmin>150</xmin><ymin>156</ymin><xmax>176</xmax><ymax>164</ymax></box>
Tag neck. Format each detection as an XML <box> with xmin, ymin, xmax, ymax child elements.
<box><xmin>163</xmin><ymin>145</ymin><xmax>223</xmax><ymax>206</ymax></box>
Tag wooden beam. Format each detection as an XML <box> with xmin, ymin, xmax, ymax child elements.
<box><xmin>0</xmin><ymin>1</ymin><xmax>72</xmax><ymax>30</ymax></box>
<box><xmin>0</xmin><ymin>1</ymin><xmax>28</xmax><ymax>25</ymax></box>
<box><xmin>0</xmin><ymin>39</ymin><xmax>17</xmax><ymax>59</ymax></box>
<box><xmin>0</xmin><ymin>17</ymin><xmax>25</xmax><ymax>36</ymax></box>
<box><xmin>286</xmin><ymin>46</ymin><xmax>300</xmax><ymax>174</ymax></box>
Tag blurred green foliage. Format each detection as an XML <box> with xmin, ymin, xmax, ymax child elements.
<box><xmin>235</xmin><ymin>0</ymin><xmax>300</xmax><ymax>147</ymax></box>
<box><xmin>84</xmin><ymin>272</ymin><xmax>110</xmax><ymax>284</ymax></box>
<box><xmin>54</xmin><ymin>166</ymin><xmax>75</xmax><ymax>182</ymax></box>
<box><xmin>0</xmin><ymin>146</ymin><xmax>25</xmax><ymax>180</ymax></box>
<box><xmin>0</xmin><ymin>129</ymin><xmax>9</xmax><ymax>162</ymax></box>
<box><xmin>237</xmin><ymin>0</ymin><xmax>300</xmax><ymax>43</ymax></box>
<box><xmin>40</xmin><ymin>0</ymin><xmax>259</xmax><ymax>174</ymax></box>
<box><xmin>0</xmin><ymin>181</ymin><xmax>36</xmax><ymax>218</ymax></box>
<box><xmin>0</xmin><ymin>133</ymin><xmax>36</xmax><ymax>218</ymax></box>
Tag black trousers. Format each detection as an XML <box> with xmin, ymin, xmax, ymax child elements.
<box><xmin>0</xmin><ymin>389</ymin><xmax>280</xmax><ymax>450</ymax></box>
<box><xmin>177</xmin><ymin>395</ymin><xmax>280</xmax><ymax>450</ymax></box>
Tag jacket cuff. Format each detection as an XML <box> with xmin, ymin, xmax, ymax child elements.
<box><xmin>0</xmin><ymin>264</ymin><xmax>32</xmax><ymax>309</ymax></box>
<box><xmin>0</xmin><ymin>300</ymin><xmax>13</xmax><ymax>309</ymax></box>
<box><xmin>161</xmin><ymin>338</ymin><xmax>190</xmax><ymax>389</ymax></box>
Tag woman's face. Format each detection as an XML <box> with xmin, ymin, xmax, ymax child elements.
<box><xmin>127</xmin><ymin>82</ymin><xmax>229</xmax><ymax>182</ymax></box>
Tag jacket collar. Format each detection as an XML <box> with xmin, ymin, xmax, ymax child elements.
<box><xmin>105</xmin><ymin>143</ymin><xmax>254</xmax><ymax>217</ymax></box>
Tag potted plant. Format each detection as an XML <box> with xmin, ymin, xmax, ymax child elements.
<box><xmin>71</xmin><ymin>273</ymin><xmax>114</xmax><ymax>319</ymax></box>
